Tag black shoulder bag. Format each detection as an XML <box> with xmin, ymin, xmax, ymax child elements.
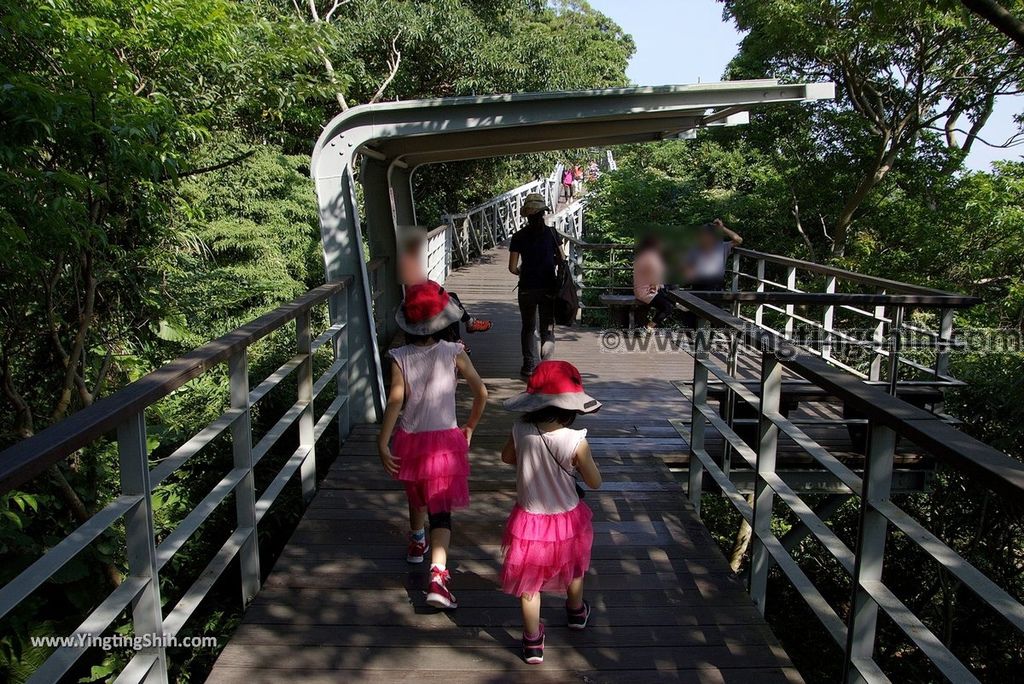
<box><xmin>547</xmin><ymin>227</ymin><xmax>579</xmax><ymax>326</ymax></box>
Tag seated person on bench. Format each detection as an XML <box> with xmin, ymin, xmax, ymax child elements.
<box><xmin>633</xmin><ymin>233</ymin><xmax>674</xmax><ymax>328</ymax></box>
<box><xmin>682</xmin><ymin>219</ymin><xmax>743</xmax><ymax>291</ymax></box>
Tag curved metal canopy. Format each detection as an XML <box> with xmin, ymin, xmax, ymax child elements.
<box><xmin>309</xmin><ymin>79</ymin><xmax>834</xmax><ymax>423</ymax></box>
<box><xmin>312</xmin><ymin>79</ymin><xmax>834</xmax><ymax>175</ymax></box>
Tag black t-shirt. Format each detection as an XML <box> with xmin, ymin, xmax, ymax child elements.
<box><xmin>510</xmin><ymin>227</ymin><xmax>558</xmax><ymax>290</ymax></box>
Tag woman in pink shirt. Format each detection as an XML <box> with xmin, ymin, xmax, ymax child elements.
<box><xmin>500</xmin><ymin>361</ymin><xmax>603</xmax><ymax>664</ymax></box>
<box><xmin>632</xmin><ymin>234</ymin><xmax>674</xmax><ymax>328</ymax></box>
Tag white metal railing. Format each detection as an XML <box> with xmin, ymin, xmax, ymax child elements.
<box><xmin>0</xmin><ymin>280</ymin><xmax>355</xmax><ymax>683</ymax></box>
<box><xmin>441</xmin><ymin>165</ymin><xmax>561</xmax><ymax>264</ymax></box>
<box><xmin>726</xmin><ymin>248</ymin><xmax>976</xmax><ymax>389</ymax></box>
<box><xmin>425</xmin><ymin>223</ymin><xmax>451</xmax><ymax>284</ymax></box>
<box><xmin>673</xmin><ymin>291</ymin><xmax>1024</xmax><ymax>684</ymax></box>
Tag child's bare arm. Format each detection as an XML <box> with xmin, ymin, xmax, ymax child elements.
<box><xmin>376</xmin><ymin>360</ymin><xmax>404</xmax><ymax>476</ymax></box>
<box><xmin>572</xmin><ymin>439</ymin><xmax>602</xmax><ymax>489</ymax></box>
<box><xmin>501</xmin><ymin>434</ymin><xmax>517</xmax><ymax>465</ymax></box>
<box><xmin>455</xmin><ymin>350</ymin><xmax>488</xmax><ymax>445</ymax></box>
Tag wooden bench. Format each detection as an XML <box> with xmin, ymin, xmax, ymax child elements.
<box><xmin>599</xmin><ymin>293</ymin><xmax>648</xmax><ymax>328</ymax></box>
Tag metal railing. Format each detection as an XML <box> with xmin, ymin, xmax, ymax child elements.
<box><xmin>0</xmin><ymin>279</ymin><xmax>355</xmax><ymax>683</ymax></box>
<box><xmin>366</xmin><ymin>256</ymin><xmax>389</xmax><ymax>335</ymax></box>
<box><xmin>547</xmin><ymin>221</ymin><xmax>977</xmax><ymax>393</ymax></box>
<box><xmin>727</xmin><ymin>248</ymin><xmax>976</xmax><ymax>387</ymax></box>
<box><xmin>424</xmin><ymin>223</ymin><xmax>451</xmax><ymax>284</ymax></box>
<box><xmin>672</xmin><ymin>290</ymin><xmax>1024</xmax><ymax>683</ymax></box>
<box><xmin>441</xmin><ymin>166</ymin><xmax>560</xmax><ymax>265</ymax></box>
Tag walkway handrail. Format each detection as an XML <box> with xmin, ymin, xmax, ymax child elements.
<box><xmin>727</xmin><ymin>248</ymin><xmax>976</xmax><ymax>385</ymax></box>
<box><xmin>732</xmin><ymin>247</ymin><xmax>968</xmax><ymax>297</ymax></box>
<box><xmin>671</xmin><ymin>289</ymin><xmax>1024</xmax><ymax>682</ymax></box>
<box><xmin>0</xmin><ymin>279</ymin><xmax>355</xmax><ymax>683</ymax></box>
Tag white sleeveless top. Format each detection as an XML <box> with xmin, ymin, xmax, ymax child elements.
<box><xmin>389</xmin><ymin>341</ymin><xmax>462</xmax><ymax>434</ymax></box>
<box><xmin>511</xmin><ymin>421</ymin><xmax>587</xmax><ymax>514</ymax></box>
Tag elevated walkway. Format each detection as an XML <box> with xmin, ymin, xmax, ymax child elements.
<box><xmin>206</xmin><ymin>245</ymin><xmax>802</xmax><ymax>682</ymax></box>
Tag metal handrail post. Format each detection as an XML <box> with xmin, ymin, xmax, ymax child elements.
<box><xmin>117</xmin><ymin>412</ymin><xmax>168</xmax><ymax>683</ymax></box>
<box><xmin>333</xmin><ymin>288</ymin><xmax>351</xmax><ymax>438</ymax></box>
<box><xmin>869</xmin><ymin>292</ymin><xmax>886</xmax><ymax>381</ymax></box>
<box><xmin>228</xmin><ymin>350</ymin><xmax>261</xmax><ymax>603</ymax></box>
<box><xmin>755</xmin><ymin>258</ymin><xmax>766</xmax><ymax>326</ymax></box>
<box><xmin>823</xmin><ymin>275</ymin><xmax>837</xmax><ymax>361</ymax></box>
<box><xmin>784</xmin><ymin>266</ymin><xmax>797</xmax><ymax>338</ymax></box>
<box><xmin>296</xmin><ymin>311</ymin><xmax>317</xmax><ymax>503</ymax></box>
<box><xmin>843</xmin><ymin>423</ymin><xmax>897</xmax><ymax>682</ymax></box>
<box><xmin>688</xmin><ymin>319</ymin><xmax>710</xmax><ymax>515</ymax></box>
<box><xmin>887</xmin><ymin>306</ymin><xmax>904</xmax><ymax>396</ymax></box>
<box><xmin>749</xmin><ymin>349</ymin><xmax>782</xmax><ymax>615</ymax></box>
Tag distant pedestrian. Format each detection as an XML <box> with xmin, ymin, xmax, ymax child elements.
<box><xmin>500</xmin><ymin>360</ymin><xmax>603</xmax><ymax>665</ymax></box>
<box><xmin>398</xmin><ymin>229</ymin><xmax>493</xmax><ymax>344</ymax></box>
<box><xmin>561</xmin><ymin>165</ymin><xmax>575</xmax><ymax>201</ymax></box>
<box><xmin>508</xmin><ymin>193</ymin><xmax>562</xmax><ymax>378</ymax></box>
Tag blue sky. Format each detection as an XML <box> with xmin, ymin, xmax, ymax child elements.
<box><xmin>587</xmin><ymin>0</ymin><xmax>1021</xmax><ymax>172</ymax></box>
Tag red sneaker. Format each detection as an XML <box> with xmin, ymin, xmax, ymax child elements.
<box><xmin>406</xmin><ymin>535</ymin><xmax>429</xmax><ymax>564</ymax></box>
<box><xmin>465</xmin><ymin>318</ymin><xmax>492</xmax><ymax>333</ymax></box>
<box><xmin>425</xmin><ymin>566</ymin><xmax>457</xmax><ymax>609</ymax></box>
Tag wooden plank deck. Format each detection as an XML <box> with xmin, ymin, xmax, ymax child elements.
<box><xmin>207</xmin><ymin>245</ymin><xmax>803</xmax><ymax>683</ymax></box>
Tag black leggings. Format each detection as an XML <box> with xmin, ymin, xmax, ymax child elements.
<box><xmin>429</xmin><ymin>510</ymin><xmax>452</xmax><ymax>530</ymax></box>
<box><xmin>437</xmin><ymin>292</ymin><xmax>472</xmax><ymax>343</ymax></box>
<box><xmin>650</xmin><ymin>289</ymin><xmax>675</xmax><ymax>326</ymax></box>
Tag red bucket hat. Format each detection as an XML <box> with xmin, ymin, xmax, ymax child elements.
<box><xmin>395</xmin><ymin>280</ymin><xmax>463</xmax><ymax>335</ymax></box>
<box><xmin>503</xmin><ymin>360</ymin><xmax>601</xmax><ymax>414</ymax></box>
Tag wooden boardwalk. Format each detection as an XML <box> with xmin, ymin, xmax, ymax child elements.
<box><xmin>207</xmin><ymin>246</ymin><xmax>802</xmax><ymax>683</ymax></box>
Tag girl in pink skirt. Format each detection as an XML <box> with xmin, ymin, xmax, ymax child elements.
<box><xmin>500</xmin><ymin>360</ymin><xmax>603</xmax><ymax>664</ymax></box>
<box><xmin>378</xmin><ymin>281</ymin><xmax>488</xmax><ymax>610</ymax></box>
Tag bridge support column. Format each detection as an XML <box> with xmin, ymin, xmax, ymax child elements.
<box><xmin>361</xmin><ymin>158</ymin><xmax>405</xmax><ymax>345</ymax></box>
<box><xmin>315</xmin><ymin>165</ymin><xmax>383</xmax><ymax>424</ymax></box>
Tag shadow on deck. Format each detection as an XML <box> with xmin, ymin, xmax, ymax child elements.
<box><xmin>207</xmin><ymin>245</ymin><xmax>803</xmax><ymax>683</ymax></box>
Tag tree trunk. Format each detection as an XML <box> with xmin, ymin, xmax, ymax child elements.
<box><xmin>727</xmin><ymin>494</ymin><xmax>755</xmax><ymax>573</ymax></box>
<box><xmin>831</xmin><ymin>146</ymin><xmax>900</xmax><ymax>256</ymax></box>
<box><xmin>962</xmin><ymin>0</ymin><xmax>1024</xmax><ymax>50</ymax></box>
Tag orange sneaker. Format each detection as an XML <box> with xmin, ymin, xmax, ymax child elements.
<box><xmin>465</xmin><ymin>318</ymin><xmax>492</xmax><ymax>333</ymax></box>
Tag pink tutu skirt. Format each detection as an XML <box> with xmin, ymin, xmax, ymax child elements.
<box><xmin>392</xmin><ymin>428</ymin><xmax>469</xmax><ymax>513</ymax></box>
<box><xmin>501</xmin><ymin>502</ymin><xmax>593</xmax><ymax>596</ymax></box>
